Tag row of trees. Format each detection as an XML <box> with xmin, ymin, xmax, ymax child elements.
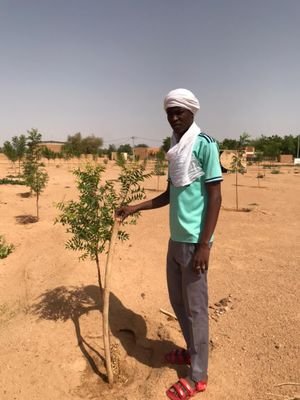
<box><xmin>160</xmin><ymin>133</ymin><xmax>299</xmax><ymax>159</ymax></box>
<box><xmin>2</xmin><ymin>131</ymin><xmax>299</xmax><ymax>163</ymax></box>
<box><xmin>2</xmin><ymin>132</ymin><xmax>104</xmax><ymax>163</ymax></box>
<box><xmin>220</xmin><ymin>133</ymin><xmax>299</xmax><ymax>158</ymax></box>
<box><xmin>1</xmin><ymin>132</ymin><xmax>151</xmax><ymax>161</ymax></box>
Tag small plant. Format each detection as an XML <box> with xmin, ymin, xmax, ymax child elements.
<box><xmin>56</xmin><ymin>163</ymin><xmax>151</xmax><ymax>384</ymax></box>
<box><xmin>256</xmin><ymin>173</ymin><xmax>264</xmax><ymax>187</ymax></box>
<box><xmin>0</xmin><ymin>235</ymin><xmax>14</xmax><ymax>259</ymax></box>
<box><xmin>255</xmin><ymin>151</ymin><xmax>264</xmax><ymax>187</ymax></box>
<box><xmin>271</xmin><ymin>168</ymin><xmax>280</xmax><ymax>174</ymax></box>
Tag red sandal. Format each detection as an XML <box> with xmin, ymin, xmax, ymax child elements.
<box><xmin>166</xmin><ymin>378</ymin><xmax>207</xmax><ymax>400</ymax></box>
<box><xmin>164</xmin><ymin>348</ymin><xmax>191</xmax><ymax>365</ymax></box>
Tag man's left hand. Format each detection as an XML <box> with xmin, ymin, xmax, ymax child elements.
<box><xmin>193</xmin><ymin>243</ymin><xmax>211</xmax><ymax>274</ymax></box>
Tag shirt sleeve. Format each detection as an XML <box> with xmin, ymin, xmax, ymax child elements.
<box><xmin>197</xmin><ymin>136</ymin><xmax>223</xmax><ymax>183</ymax></box>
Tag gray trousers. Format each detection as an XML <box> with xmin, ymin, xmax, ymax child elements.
<box><xmin>166</xmin><ymin>239</ymin><xmax>209</xmax><ymax>382</ymax></box>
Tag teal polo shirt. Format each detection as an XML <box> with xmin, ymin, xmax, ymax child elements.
<box><xmin>169</xmin><ymin>133</ymin><xmax>222</xmax><ymax>243</ymax></box>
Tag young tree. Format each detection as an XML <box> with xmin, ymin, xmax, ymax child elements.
<box><xmin>56</xmin><ymin>163</ymin><xmax>151</xmax><ymax>384</ymax></box>
<box><xmin>41</xmin><ymin>146</ymin><xmax>57</xmax><ymax>163</ymax></box>
<box><xmin>3</xmin><ymin>141</ymin><xmax>18</xmax><ymax>170</ymax></box>
<box><xmin>3</xmin><ymin>135</ymin><xmax>26</xmax><ymax>173</ymax></box>
<box><xmin>23</xmin><ymin>129</ymin><xmax>49</xmax><ymax>220</ymax></box>
<box><xmin>12</xmin><ymin>135</ymin><xmax>26</xmax><ymax>174</ymax></box>
<box><xmin>153</xmin><ymin>151</ymin><xmax>166</xmax><ymax>190</ymax></box>
<box><xmin>230</xmin><ymin>150</ymin><xmax>246</xmax><ymax>210</ymax></box>
<box><xmin>228</xmin><ymin>133</ymin><xmax>249</xmax><ymax>210</ymax></box>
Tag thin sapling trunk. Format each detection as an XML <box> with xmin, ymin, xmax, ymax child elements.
<box><xmin>103</xmin><ymin>219</ymin><xmax>120</xmax><ymax>385</ymax></box>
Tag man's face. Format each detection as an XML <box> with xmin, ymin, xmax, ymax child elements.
<box><xmin>166</xmin><ymin>107</ymin><xmax>194</xmax><ymax>136</ymax></box>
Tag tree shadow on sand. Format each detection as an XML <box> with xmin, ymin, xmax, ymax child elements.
<box><xmin>17</xmin><ymin>192</ymin><xmax>31</xmax><ymax>198</ymax></box>
<box><xmin>31</xmin><ymin>285</ymin><xmax>182</xmax><ymax>381</ymax></box>
<box><xmin>15</xmin><ymin>215</ymin><xmax>38</xmax><ymax>224</ymax></box>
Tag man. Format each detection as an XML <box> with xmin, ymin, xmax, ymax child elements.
<box><xmin>116</xmin><ymin>88</ymin><xmax>222</xmax><ymax>399</ymax></box>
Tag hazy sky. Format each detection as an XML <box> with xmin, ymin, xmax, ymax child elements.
<box><xmin>1</xmin><ymin>0</ymin><xmax>299</xmax><ymax>147</ymax></box>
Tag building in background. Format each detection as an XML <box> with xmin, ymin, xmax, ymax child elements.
<box><xmin>244</xmin><ymin>146</ymin><xmax>255</xmax><ymax>161</ymax></box>
<box><xmin>134</xmin><ymin>147</ymin><xmax>160</xmax><ymax>160</ymax></box>
<box><xmin>279</xmin><ymin>154</ymin><xmax>294</xmax><ymax>163</ymax></box>
<box><xmin>38</xmin><ymin>141</ymin><xmax>65</xmax><ymax>153</ymax></box>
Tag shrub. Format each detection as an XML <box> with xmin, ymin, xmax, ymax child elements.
<box><xmin>0</xmin><ymin>235</ymin><xmax>14</xmax><ymax>259</ymax></box>
<box><xmin>0</xmin><ymin>178</ymin><xmax>26</xmax><ymax>185</ymax></box>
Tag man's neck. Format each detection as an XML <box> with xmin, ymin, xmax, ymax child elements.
<box><xmin>175</xmin><ymin>122</ymin><xmax>194</xmax><ymax>142</ymax></box>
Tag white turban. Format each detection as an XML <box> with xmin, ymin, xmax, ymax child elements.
<box><xmin>164</xmin><ymin>88</ymin><xmax>200</xmax><ymax>115</ymax></box>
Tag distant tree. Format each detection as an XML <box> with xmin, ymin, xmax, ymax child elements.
<box><xmin>238</xmin><ymin>132</ymin><xmax>251</xmax><ymax>148</ymax></box>
<box><xmin>81</xmin><ymin>135</ymin><xmax>103</xmax><ymax>155</ymax></box>
<box><xmin>41</xmin><ymin>146</ymin><xmax>57</xmax><ymax>163</ymax></box>
<box><xmin>263</xmin><ymin>141</ymin><xmax>281</xmax><ymax>160</ymax></box>
<box><xmin>135</xmin><ymin>143</ymin><xmax>148</xmax><ymax>148</ymax></box>
<box><xmin>12</xmin><ymin>135</ymin><xmax>26</xmax><ymax>173</ymax></box>
<box><xmin>220</xmin><ymin>138</ymin><xmax>239</xmax><ymax>150</ymax></box>
<box><xmin>107</xmin><ymin>144</ymin><xmax>117</xmax><ymax>159</ymax></box>
<box><xmin>281</xmin><ymin>135</ymin><xmax>297</xmax><ymax>155</ymax></box>
<box><xmin>62</xmin><ymin>132</ymin><xmax>83</xmax><ymax>158</ymax></box>
<box><xmin>117</xmin><ymin>144</ymin><xmax>132</xmax><ymax>154</ymax></box>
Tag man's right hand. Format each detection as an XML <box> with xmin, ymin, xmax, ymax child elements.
<box><xmin>115</xmin><ymin>205</ymin><xmax>137</xmax><ymax>221</ymax></box>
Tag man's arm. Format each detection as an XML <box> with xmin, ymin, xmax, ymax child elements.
<box><xmin>116</xmin><ymin>182</ymin><xmax>170</xmax><ymax>220</ymax></box>
<box><xmin>193</xmin><ymin>181</ymin><xmax>222</xmax><ymax>273</ymax></box>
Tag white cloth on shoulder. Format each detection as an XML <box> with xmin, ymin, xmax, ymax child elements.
<box><xmin>167</xmin><ymin>122</ymin><xmax>204</xmax><ymax>187</ymax></box>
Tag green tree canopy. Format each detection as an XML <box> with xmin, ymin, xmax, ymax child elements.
<box><xmin>3</xmin><ymin>134</ymin><xmax>26</xmax><ymax>167</ymax></box>
<box><xmin>62</xmin><ymin>133</ymin><xmax>103</xmax><ymax>157</ymax></box>
<box><xmin>135</xmin><ymin>143</ymin><xmax>148</xmax><ymax>148</ymax></box>
<box><xmin>117</xmin><ymin>144</ymin><xmax>132</xmax><ymax>154</ymax></box>
<box><xmin>161</xmin><ymin>136</ymin><xmax>171</xmax><ymax>153</ymax></box>
<box><xmin>81</xmin><ymin>135</ymin><xmax>103</xmax><ymax>154</ymax></box>
<box><xmin>3</xmin><ymin>141</ymin><xmax>18</xmax><ymax>163</ymax></box>
<box><xmin>220</xmin><ymin>134</ymin><xmax>299</xmax><ymax>158</ymax></box>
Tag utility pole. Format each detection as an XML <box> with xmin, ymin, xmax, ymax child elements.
<box><xmin>131</xmin><ymin>136</ymin><xmax>136</xmax><ymax>162</ymax></box>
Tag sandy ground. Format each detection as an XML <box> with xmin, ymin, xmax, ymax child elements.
<box><xmin>0</xmin><ymin>159</ymin><xmax>299</xmax><ymax>400</ymax></box>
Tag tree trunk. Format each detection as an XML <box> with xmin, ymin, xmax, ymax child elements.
<box><xmin>95</xmin><ymin>253</ymin><xmax>102</xmax><ymax>292</ymax></box>
<box><xmin>235</xmin><ymin>170</ymin><xmax>238</xmax><ymax>210</ymax></box>
<box><xmin>36</xmin><ymin>193</ymin><xmax>39</xmax><ymax>221</ymax></box>
<box><xmin>103</xmin><ymin>219</ymin><xmax>120</xmax><ymax>385</ymax></box>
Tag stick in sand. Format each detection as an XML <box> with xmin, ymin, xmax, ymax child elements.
<box><xmin>160</xmin><ymin>308</ymin><xmax>177</xmax><ymax>320</ymax></box>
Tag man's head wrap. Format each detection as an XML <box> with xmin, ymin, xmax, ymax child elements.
<box><xmin>164</xmin><ymin>88</ymin><xmax>200</xmax><ymax>115</ymax></box>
